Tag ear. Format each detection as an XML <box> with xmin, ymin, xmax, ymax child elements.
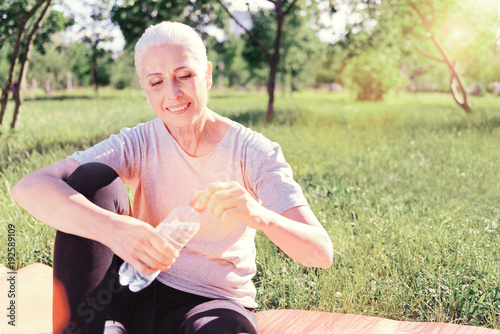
<box><xmin>206</xmin><ymin>62</ymin><xmax>213</xmax><ymax>90</ymax></box>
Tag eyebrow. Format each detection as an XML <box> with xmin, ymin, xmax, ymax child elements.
<box><xmin>146</xmin><ymin>67</ymin><xmax>189</xmax><ymax>78</ymax></box>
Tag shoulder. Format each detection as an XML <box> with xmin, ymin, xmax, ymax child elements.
<box><xmin>115</xmin><ymin>118</ymin><xmax>162</xmax><ymax>141</ymax></box>
<box><xmin>231</xmin><ymin>122</ymin><xmax>280</xmax><ymax>159</ymax></box>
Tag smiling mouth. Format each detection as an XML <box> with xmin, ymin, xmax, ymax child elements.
<box><xmin>167</xmin><ymin>102</ymin><xmax>190</xmax><ymax>113</ymax></box>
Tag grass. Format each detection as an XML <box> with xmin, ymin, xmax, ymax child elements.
<box><xmin>1</xmin><ymin>88</ymin><xmax>499</xmax><ymax>329</ymax></box>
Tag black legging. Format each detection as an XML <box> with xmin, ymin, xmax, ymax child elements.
<box><xmin>53</xmin><ymin>162</ymin><xmax>258</xmax><ymax>334</ymax></box>
<box><xmin>53</xmin><ymin>162</ymin><xmax>130</xmax><ymax>333</ymax></box>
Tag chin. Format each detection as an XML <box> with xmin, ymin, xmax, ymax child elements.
<box><xmin>161</xmin><ymin>111</ymin><xmax>204</xmax><ymax>129</ymax></box>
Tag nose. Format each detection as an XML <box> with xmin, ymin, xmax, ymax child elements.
<box><xmin>162</xmin><ymin>79</ymin><xmax>182</xmax><ymax>100</ymax></box>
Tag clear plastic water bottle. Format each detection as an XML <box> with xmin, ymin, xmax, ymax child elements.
<box><xmin>119</xmin><ymin>206</ymin><xmax>200</xmax><ymax>292</ymax></box>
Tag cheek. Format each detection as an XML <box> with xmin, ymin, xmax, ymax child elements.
<box><xmin>145</xmin><ymin>90</ymin><xmax>162</xmax><ymax>106</ymax></box>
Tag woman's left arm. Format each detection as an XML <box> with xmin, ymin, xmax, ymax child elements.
<box><xmin>192</xmin><ymin>182</ymin><xmax>333</xmax><ymax>269</ymax></box>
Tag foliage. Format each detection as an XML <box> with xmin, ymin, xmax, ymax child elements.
<box><xmin>28</xmin><ymin>37</ymin><xmax>114</xmax><ymax>89</ymax></box>
<box><xmin>240</xmin><ymin>9</ymin><xmax>275</xmax><ymax>85</ymax></box>
<box><xmin>0</xmin><ymin>89</ymin><xmax>499</xmax><ymax>329</ymax></box>
<box><xmin>0</xmin><ymin>0</ymin><xmax>65</xmax><ymax>129</ymax></box>
<box><xmin>0</xmin><ymin>49</ymin><xmax>10</xmax><ymax>87</ymax></box>
<box><xmin>359</xmin><ymin>0</ymin><xmax>498</xmax><ymax>99</ymax></box>
<box><xmin>240</xmin><ymin>4</ymin><xmax>323</xmax><ymax>91</ymax></box>
<box><xmin>340</xmin><ymin>49</ymin><xmax>404</xmax><ymax>101</ymax></box>
<box><xmin>0</xmin><ymin>2</ymin><xmax>72</xmax><ymax>55</ymax></box>
<box><xmin>111</xmin><ymin>0</ymin><xmax>228</xmax><ymax>48</ymax></box>
<box><xmin>29</xmin><ymin>36</ymin><xmax>72</xmax><ymax>90</ymax></box>
<box><xmin>110</xmin><ymin>49</ymin><xmax>139</xmax><ymax>90</ymax></box>
<box><xmin>206</xmin><ymin>34</ymin><xmax>251</xmax><ymax>88</ymax></box>
<box><xmin>32</xmin><ymin>9</ymin><xmax>73</xmax><ymax>54</ymax></box>
<box><xmin>279</xmin><ymin>5</ymin><xmax>324</xmax><ymax>90</ymax></box>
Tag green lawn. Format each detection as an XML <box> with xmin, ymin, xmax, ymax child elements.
<box><xmin>1</xmin><ymin>88</ymin><xmax>499</xmax><ymax>328</ymax></box>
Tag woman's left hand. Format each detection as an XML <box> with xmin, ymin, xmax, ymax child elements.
<box><xmin>192</xmin><ymin>181</ymin><xmax>334</xmax><ymax>269</ymax></box>
<box><xmin>191</xmin><ymin>181</ymin><xmax>267</xmax><ymax>230</ymax></box>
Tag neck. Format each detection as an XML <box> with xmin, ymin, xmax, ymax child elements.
<box><xmin>166</xmin><ymin>110</ymin><xmax>214</xmax><ymax>156</ymax></box>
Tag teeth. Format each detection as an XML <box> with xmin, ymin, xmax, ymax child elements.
<box><xmin>169</xmin><ymin>103</ymin><xmax>189</xmax><ymax>112</ymax></box>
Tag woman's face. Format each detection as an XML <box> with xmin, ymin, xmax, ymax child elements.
<box><xmin>138</xmin><ymin>44</ymin><xmax>212</xmax><ymax>129</ymax></box>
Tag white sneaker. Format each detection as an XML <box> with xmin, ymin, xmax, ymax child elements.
<box><xmin>104</xmin><ymin>320</ymin><xmax>127</xmax><ymax>334</ymax></box>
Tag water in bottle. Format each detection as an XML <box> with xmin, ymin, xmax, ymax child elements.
<box><xmin>119</xmin><ymin>206</ymin><xmax>200</xmax><ymax>292</ymax></box>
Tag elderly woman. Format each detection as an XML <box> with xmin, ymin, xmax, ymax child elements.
<box><xmin>11</xmin><ymin>22</ymin><xmax>333</xmax><ymax>334</ymax></box>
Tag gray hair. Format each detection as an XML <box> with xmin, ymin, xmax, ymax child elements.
<box><xmin>134</xmin><ymin>21</ymin><xmax>208</xmax><ymax>76</ymax></box>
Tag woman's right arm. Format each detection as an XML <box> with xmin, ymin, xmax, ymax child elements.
<box><xmin>10</xmin><ymin>158</ymin><xmax>177</xmax><ymax>274</ymax></box>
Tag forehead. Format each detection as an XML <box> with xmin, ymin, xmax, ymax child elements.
<box><xmin>139</xmin><ymin>44</ymin><xmax>201</xmax><ymax>77</ymax></box>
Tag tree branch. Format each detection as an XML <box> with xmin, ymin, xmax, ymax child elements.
<box><xmin>214</xmin><ymin>0</ymin><xmax>272</xmax><ymax>63</ymax></box>
<box><xmin>283</xmin><ymin>0</ymin><xmax>299</xmax><ymax>16</ymax></box>
<box><xmin>408</xmin><ymin>0</ymin><xmax>431</xmax><ymax>31</ymax></box>
<box><xmin>0</xmin><ymin>0</ymin><xmax>48</xmax><ymax>128</ymax></box>
<box><xmin>17</xmin><ymin>0</ymin><xmax>53</xmax><ymax>91</ymax></box>
<box><xmin>11</xmin><ymin>0</ymin><xmax>53</xmax><ymax>129</ymax></box>
<box><xmin>409</xmin><ymin>39</ymin><xmax>445</xmax><ymax>63</ymax></box>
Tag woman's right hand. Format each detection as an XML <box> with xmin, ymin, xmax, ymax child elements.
<box><xmin>105</xmin><ymin>215</ymin><xmax>179</xmax><ymax>275</ymax></box>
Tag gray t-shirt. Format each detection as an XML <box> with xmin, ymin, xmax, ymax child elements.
<box><xmin>70</xmin><ymin>117</ymin><xmax>308</xmax><ymax>308</ymax></box>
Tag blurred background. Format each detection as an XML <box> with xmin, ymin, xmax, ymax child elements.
<box><xmin>1</xmin><ymin>0</ymin><xmax>499</xmax><ymax>125</ymax></box>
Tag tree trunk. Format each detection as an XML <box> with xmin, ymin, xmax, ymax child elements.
<box><xmin>449</xmin><ymin>70</ymin><xmax>471</xmax><ymax>112</ymax></box>
<box><xmin>0</xmin><ymin>0</ymin><xmax>47</xmax><ymax>130</ymax></box>
<box><xmin>266</xmin><ymin>60</ymin><xmax>278</xmax><ymax>121</ymax></box>
<box><xmin>266</xmin><ymin>2</ymin><xmax>285</xmax><ymax>121</ymax></box>
<box><xmin>0</xmin><ymin>19</ymin><xmax>26</xmax><ymax>128</ymax></box>
<box><xmin>408</xmin><ymin>0</ymin><xmax>471</xmax><ymax>113</ymax></box>
<box><xmin>11</xmin><ymin>0</ymin><xmax>53</xmax><ymax>129</ymax></box>
<box><xmin>215</xmin><ymin>0</ymin><xmax>297</xmax><ymax>121</ymax></box>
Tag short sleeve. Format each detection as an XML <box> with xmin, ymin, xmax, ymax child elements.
<box><xmin>69</xmin><ymin>126</ymin><xmax>142</xmax><ymax>183</ymax></box>
<box><xmin>244</xmin><ymin>134</ymin><xmax>309</xmax><ymax>215</ymax></box>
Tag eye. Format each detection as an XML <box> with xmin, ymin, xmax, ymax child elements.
<box><xmin>178</xmin><ymin>72</ymin><xmax>192</xmax><ymax>80</ymax></box>
<box><xmin>151</xmin><ymin>80</ymin><xmax>163</xmax><ymax>87</ymax></box>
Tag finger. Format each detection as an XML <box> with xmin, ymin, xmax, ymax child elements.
<box><xmin>130</xmin><ymin>258</ymin><xmax>158</xmax><ymax>275</ymax></box>
<box><xmin>139</xmin><ymin>248</ymin><xmax>176</xmax><ymax>273</ymax></box>
<box><xmin>193</xmin><ymin>183</ymin><xmax>232</xmax><ymax>211</ymax></box>
<box><xmin>192</xmin><ymin>190</ymin><xmax>210</xmax><ymax>211</ymax></box>
<box><xmin>205</xmin><ymin>187</ymin><xmax>241</xmax><ymax>216</ymax></box>
<box><xmin>220</xmin><ymin>207</ymin><xmax>242</xmax><ymax>224</ymax></box>
<box><xmin>212</xmin><ymin>196</ymin><xmax>240</xmax><ymax>220</ymax></box>
<box><xmin>150</xmin><ymin>232</ymin><xmax>180</xmax><ymax>258</ymax></box>
<box><xmin>207</xmin><ymin>182</ymin><xmax>231</xmax><ymax>194</ymax></box>
<box><xmin>144</xmin><ymin>234</ymin><xmax>179</xmax><ymax>270</ymax></box>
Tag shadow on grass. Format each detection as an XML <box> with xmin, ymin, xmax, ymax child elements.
<box><xmin>450</xmin><ymin>116</ymin><xmax>500</xmax><ymax>133</ymax></box>
<box><xmin>32</xmin><ymin>95</ymin><xmax>92</xmax><ymax>101</ymax></box>
<box><xmin>227</xmin><ymin>108</ymin><xmax>301</xmax><ymax>127</ymax></box>
<box><xmin>228</xmin><ymin>109</ymin><xmax>267</xmax><ymax>127</ymax></box>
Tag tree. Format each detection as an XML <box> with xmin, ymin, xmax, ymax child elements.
<box><xmin>56</xmin><ymin>0</ymin><xmax>117</xmax><ymax>92</ymax></box>
<box><xmin>340</xmin><ymin>48</ymin><xmax>403</xmax><ymax>101</ymax></box>
<box><xmin>240</xmin><ymin>5</ymin><xmax>322</xmax><ymax>92</ymax></box>
<box><xmin>217</xmin><ymin>0</ymin><xmax>306</xmax><ymax>121</ymax></box>
<box><xmin>315</xmin><ymin>5</ymin><xmax>384</xmax><ymax>86</ymax></box>
<box><xmin>277</xmin><ymin>5</ymin><xmax>323</xmax><ymax>92</ymax></box>
<box><xmin>407</xmin><ymin>0</ymin><xmax>471</xmax><ymax>112</ymax></box>
<box><xmin>29</xmin><ymin>37</ymin><xmax>72</xmax><ymax>90</ymax></box>
<box><xmin>0</xmin><ymin>0</ymin><xmax>71</xmax><ymax>130</ymax></box>
<box><xmin>207</xmin><ymin>34</ymin><xmax>249</xmax><ymax>88</ymax></box>
<box><xmin>240</xmin><ymin>9</ymin><xmax>275</xmax><ymax>87</ymax></box>
<box><xmin>354</xmin><ymin>0</ymin><xmax>498</xmax><ymax>111</ymax></box>
<box><xmin>0</xmin><ymin>0</ymin><xmax>52</xmax><ymax>130</ymax></box>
